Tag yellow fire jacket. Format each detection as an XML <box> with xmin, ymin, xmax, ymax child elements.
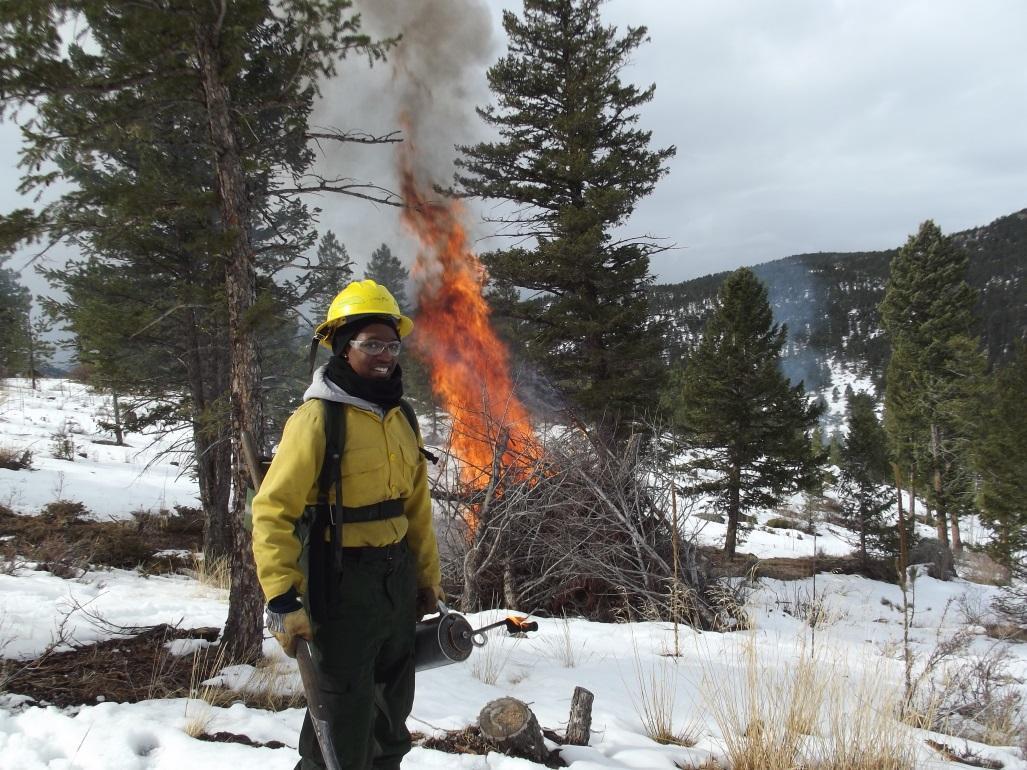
<box><xmin>251</xmin><ymin>379</ymin><xmax>442</xmax><ymax>603</ymax></box>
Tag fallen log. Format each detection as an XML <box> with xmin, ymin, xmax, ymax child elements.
<box><xmin>478</xmin><ymin>696</ymin><xmax>548</xmax><ymax>764</ymax></box>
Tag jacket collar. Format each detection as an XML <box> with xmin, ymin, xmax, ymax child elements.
<box><xmin>303</xmin><ymin>365</ymin><xmax>386</xmax><ymax>418</ymax></box>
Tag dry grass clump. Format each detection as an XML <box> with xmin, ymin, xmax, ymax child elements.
<box><xmin>536</xmin><ymin>614</ymin><xmax>592</xmax><ymax>669</ymax></box>
<box><xmin>191</xmin><ymin>554</ymin><xmax>231</xmax><ymax>592</ymax></box>
<box><xmin>813</xmin><ymin>674</ymin><xmax>916</xmax><ymax>770</ymax></box>
<box><xmin>629</xmin><ymin>648</ymin><xmax>701</xmax><ymax>747</ymax></box>
<box><xmin>702</xmin><ymin>639</ymin><xmax>917</xmax><ymax>770</ymax></box>
<box><xmin>470</xmin><ymin>632</ymin><xmax>516</xmax><ymax>686</ymax></box>
<box><xmin>230</xmin><ymin>656</ymin><xmax>304</xmax><ymax>712</ymax></box>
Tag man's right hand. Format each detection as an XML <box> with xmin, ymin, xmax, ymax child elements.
<box><xmin>269</xmin><ymin>607</ymin><xmax>312</xmax><ymax>658</ymax></box>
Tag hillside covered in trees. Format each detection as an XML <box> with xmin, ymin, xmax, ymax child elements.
<box><xmin>652</xmin><ymin>208</ymin><xmax>1027</xmax><ymax>390</ymax></box>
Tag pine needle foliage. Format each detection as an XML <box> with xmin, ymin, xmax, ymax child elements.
<box><xmin>665</xmin><ymin>268</ymin><xmax>824</xmax><ymax>558</ymax></box>
<box><xmin>455</xmin><ymin>0</ymin><xmax>676</xmax><ymax>433</ymax></box>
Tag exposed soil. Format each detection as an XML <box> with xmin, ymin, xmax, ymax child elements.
<box><xmin>412</xmin><ymin>725</ymin><xmax>567</xmax><ymax>768</ymax></box>
<box><xmin>702</xmin><ymin>546</ymin><xmax>897</xmax><ymax>583</ymax></box>
<box><xmin>2</xmin><ymin>623</ymin><xmax>221</xmax><ymax>709</ymax></box>
<box><xmin>195</xmin><ymin>731</ymin><xmax>287</xmax><ymax>749</ymax></box>
<box><xmin>0</xmin><ymin>501</ymin><xmax>203</xmax><ymax>576</ymax></box>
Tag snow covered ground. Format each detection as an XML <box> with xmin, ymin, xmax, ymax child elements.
<box><xmin>1</xmin><ymin>378</ymin><xmax>1024</xmax><ymax>770</ymax></box>
<box><xmin>0</xmin><ymin>379</ymin><xmax>198</xmax><ymax>518</ymax></box>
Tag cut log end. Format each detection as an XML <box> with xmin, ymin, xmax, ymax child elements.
<box><xmin>478</xmin><ymin>696</ymin><xmax>548</xmax><ymax>763</ymax></box>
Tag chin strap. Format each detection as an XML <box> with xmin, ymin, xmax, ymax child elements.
<box><xmin>308</xmin><ymin>336</ymin><xmax>323</xmax><ymax>376</ymax></box>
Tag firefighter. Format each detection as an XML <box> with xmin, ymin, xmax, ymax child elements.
<box><xmin>251</xmin><ymin>279</ymin><xmax>443</xmax><ymax>770</ymax></box>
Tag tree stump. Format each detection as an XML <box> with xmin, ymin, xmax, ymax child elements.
<box><xmin>565</xmin><ymin>686</ymin><xmax>594</xmax><ymax>745</ymax></box>
<box><xmin>478</xmin><ymin>697</ymin><xmax>548</xmax><ymax>763</ymax></box>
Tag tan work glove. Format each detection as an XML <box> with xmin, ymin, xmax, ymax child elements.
<box><xmin>416</xmin><ymin>585</ymin><xmax>444</xmax><ymax>619</ymax></box>
<box><xmin>268</xmin><ymin>607</ymin><xmax>312</xmax><ymax>658</ymax></box>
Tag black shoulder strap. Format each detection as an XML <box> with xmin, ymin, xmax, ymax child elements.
<box><xmin>306</xmin><ymin>399</ymin><xmax>345</xmax><ymax>624</ymax></box>
<box><xmin>317</xmin><ymin>398</ymin><xmax>345</xmax><ymax>504</ymax></box>
<box><xmin>399</xmin><ymin>398</ymin><xmax>438</xmax><ymax>465</ymax></box>
<box><xmin>319</xmin><ymin>399</ymin><xmax>345</xmax><ymax>574</ymax></box>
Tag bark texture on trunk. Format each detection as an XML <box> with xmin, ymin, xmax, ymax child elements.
<box><xmin>196</xmin><ymin>19</ymin><xmax>264</xmax><ymax>663</ymax></box>
<box><xmin>893</xmin><ymin>463</ymin><xmax>908</xmax><ymax>577</ymax></box>
<box><xmin>186</xmin><ymin>312</ymin><xmax>233</xmax><ymax>562</ymax></box>
<box><xmin>565</xmin><ymin>686</ymin><xmax>594</xmax><ymax>746</ymax></box>
<box><xmin>725</xmin><ymin>462</ymin><xmax>741</xmax><ymax>559</ymax></box>
<box><xmin>930</xmin><ymin>424</ymin><xmax>949</xmax><ymax>547</ymax></box>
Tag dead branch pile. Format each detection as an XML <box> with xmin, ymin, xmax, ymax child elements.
<box><xmin>433</xmin><ymin>425</ymin><xmax>739</xmax><ymax>628</ymax></box>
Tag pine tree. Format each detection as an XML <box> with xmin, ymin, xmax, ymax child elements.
<box><xmin>24</xmin><ymin>306</ymin><xmax>55</xmax><ymax>389</ymax></box>
<box><xmin>301</xmin><ymin>231</ymin><xmax>355</xmax><ymax>318</ymax></box>
<box><xmin>880</xmin><ymin>220</ymin><xmax>984</xmax><ymax>551</ymax></box>
<box><xmin>665</xmin><ymin>269</ymin><xmax>824</xmax><ymax>558</ymax></box>
<box><xmin>1</xmin><ymin>0</ymin><xmax>393</xmax><ymax>662</ymax></box>
<box><xmin>837</xmin><ymin>391</ymin><xmax>893</xmax><ymax>559</ymax></box>
<box><xmin>0</xmin><ymin>258</ymin><xmax>31</xmax><ymax>376</ymax></box>
<box><xmin>365</xmin><ymin>243</ymin><xmax>408</xmax><ymax>311</ymax></box>
<box><xmin>455</xmin><ymin>0</ymin><xmax>676</xmax><ymax>433</ymax></box>
<box><xmin>974</xmin><ymin>342</ymin><xmax>1027</xmax><ymax>565</ymax></box>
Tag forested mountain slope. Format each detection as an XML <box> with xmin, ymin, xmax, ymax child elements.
<box><xmin>652</xmin><ymin>209</ymin><xmax>1027</xmax><ymax>391</ymax></box>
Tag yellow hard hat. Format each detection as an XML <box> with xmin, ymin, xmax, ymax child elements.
<box><xmin>313</xmin><ymin>279</ymin><xmax>414</xmax><ymax>348</ymax></box>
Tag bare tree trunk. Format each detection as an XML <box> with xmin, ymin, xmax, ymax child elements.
<box><xmin>185</xmin><ymin>312</ymin><xmax>233</xmax><ymax>562</ymax></box>
<box><xmin>110</xmin><ymin>391</ymin><xmax>125</xmax><ymax>446</ymax></box>
<box><xmin>196</xmin><ymin>18</ymin><xmax>264</xmax><ymax>663</ymax></box>
<box><xmin>502</xmin><ymin>559</ymin><xmax>518</xmax><ymax>610</ymax></box>
<box><xmin>725</xmin><ymin>462</ymin><xmax>741</xmax><ymax>558</ymax></box>
<box><xmin>930</xmin><ymin>424</ymin><xmax>949</xmax><ymax>547</ymax></box>
<box><xmin>893</xmin><ymin>463</ymin><xmax>908</xmax><ymax>575</ymax></box>
<box><xmin>462</xmin><ymin>547</ymin><xmax>480</xmax><ymax>613</ymax></box>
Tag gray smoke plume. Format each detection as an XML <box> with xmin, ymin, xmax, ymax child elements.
<box><xmin>309</xmin><ymin>1</ymin><xmax>497</xmax><ymax>266</ymax></box>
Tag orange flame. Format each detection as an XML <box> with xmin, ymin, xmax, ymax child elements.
<box><xmin>398</xmin><ymin>142</ymin><xmax>540</xmax><ymax>493</ymax></box>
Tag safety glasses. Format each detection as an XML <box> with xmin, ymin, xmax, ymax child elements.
<box><xmin>349</xmin><ymin>339</ymin><xmax>402</xmax><ymax>356</ymax></box>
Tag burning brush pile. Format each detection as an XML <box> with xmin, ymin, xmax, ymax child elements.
<box><xmin>433</xmin><ymin>425</ymin><xmax>742</xmax><ymax>627</ymax></box>
<box><xmin>400</xmin><ymin>146</ymin><xmax>737</xmax><ymax>627</ymax></box>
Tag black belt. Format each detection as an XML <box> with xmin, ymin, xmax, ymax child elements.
<box><xmin>339</xmin><ymin>498</ymin><xmax>404</xmax><ymax>523</ymax></box>
<box><xmin>341</xmin><ymin>539</ymin><xmax>408</xmax><ymax>561</ymax></box>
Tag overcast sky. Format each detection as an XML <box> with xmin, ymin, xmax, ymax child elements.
<box><xmin>4</xmin><ymin>0</ymin><xmax>1026</xmax><ymax>295</ymax></box>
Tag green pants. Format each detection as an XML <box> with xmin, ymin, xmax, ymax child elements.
<box><xmin>298</xmin><ymin>540</ymin><xmax>416</xmax><ymax>770</ymax></box>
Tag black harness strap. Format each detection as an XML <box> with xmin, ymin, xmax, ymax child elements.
<box><xmin>399</xmin><ymin>399</ymin><xmax>439</xmax><ymax>464</ymax></box>
<box><xmin>305</xmin><ymin>397</ymin><xmax>433</xmax><ymax>622</ymax></box>
<box><xmin>307</xmin><ymin>399</ymin><xmax>345</xmax><ymax>623</ymax></box>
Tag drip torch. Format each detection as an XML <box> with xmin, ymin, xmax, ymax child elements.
<box><xmin>414</xmin><ymin>602</ymin><xmax>538</xmax><ymax>671</ymax></box>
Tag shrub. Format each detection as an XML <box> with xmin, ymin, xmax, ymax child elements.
<box><xmin>50</xmin><ymin>426</ymin><xmax>75</xmax><ymax>461</ymax></box>
<box><xmin>0</xmin><ymin>446</ymin><xmax>33</xmax><ymax>471</ymax></box>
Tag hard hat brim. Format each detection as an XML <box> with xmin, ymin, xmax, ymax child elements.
<box><xmin>314</xmin><ymin>313</ymin><xmax>414</xmax><ymax>349</ymax></box>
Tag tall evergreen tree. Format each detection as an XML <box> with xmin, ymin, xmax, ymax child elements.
<box><xmin>455</xmin><ymin>0</ymin><xmax>676</xmax><ymax>433</ymax></box>
<box><xmin>974</xmin><ymin>342</ymin><xmax>1027</xmax><ymax>564</ymax></box>
<box><xmin>837</xmin><ymin>391</ymin><xmax>893</xmax><ymax>559</ymax></box>
<box><xmin>1</xmin><ymin>0</ymin><xmax>393</xmax><ymax>662</ymax></box>
<box><xmin>664</xmin><ymin>269</ymin><xmax>824</xmax><ymax>558</ymax></box>
<box><xmin>880</xmin><ymin>220</ymin><xmax>984</xmax><ymax>551</ymax></box>
<box><xmin>0</xmin><ymin>258</ymin><xmax>31</xmax><ymax>377</ymax></box>
<box><xmin>300</xmin><ymin>231</ymin><xmax>355</xmax><ymax>319</ymax></box>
